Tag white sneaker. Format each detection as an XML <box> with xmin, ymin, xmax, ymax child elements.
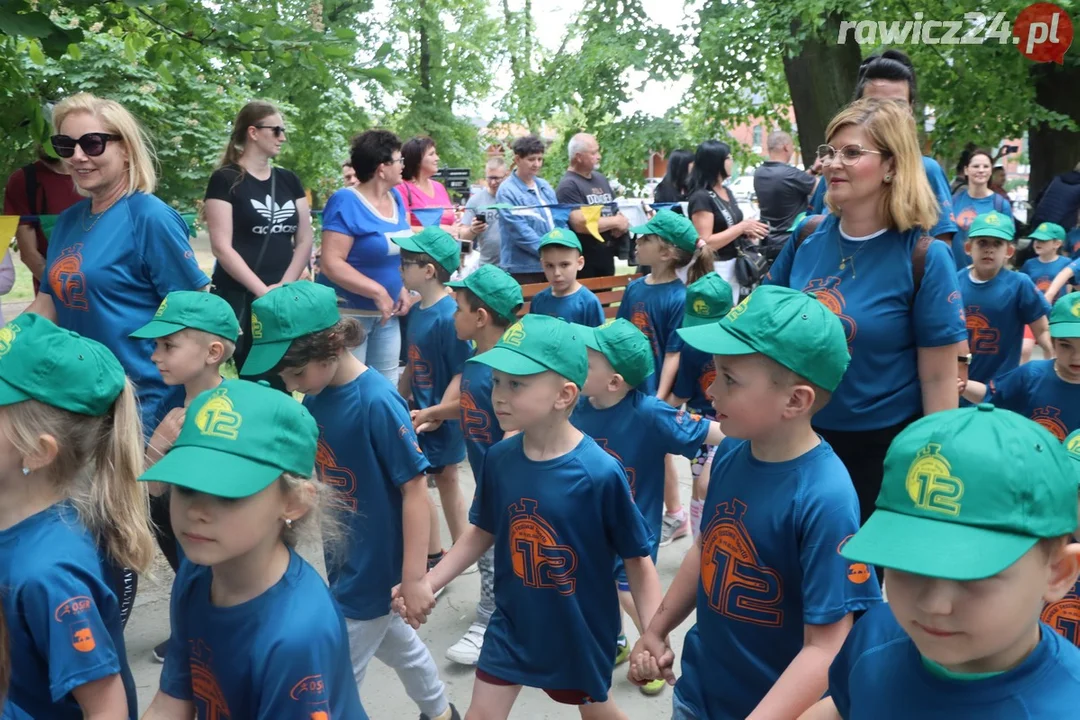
<box><xmin>461</xmin><ymin>562</ymin><xmax>478</xmax><ymax>575</ymax></box>
<box><xmin>445</xmin><ymin>622</ymin><xmax>486</xmax><ymax>665</ymax></box>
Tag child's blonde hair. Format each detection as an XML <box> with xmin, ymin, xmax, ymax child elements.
<box><xmin>280</xmin><ymin>470</ymin><xmax>346</xmax><ymax>568</ymax></box>
<box><xmin>184</xmin><ymin>328</ymin><xmax>237</xmax><ymax>364</ymax></box>
<box><xmin>2</xmin><ymin>381</ymin><xmax>154</xmax><ymax>573</ymax></box>
<box><xmin>824</xmin><ymin>98</ymin><xmax>939</xmax><ymax>232</ymax></box>
<box><xmin>648</xmin><ymin>234</ymin><xmax>714</xmax><ymax>285</ymax></box>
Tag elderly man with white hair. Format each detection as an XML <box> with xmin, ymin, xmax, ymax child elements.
<box><xmin>753</xmin><ymin>130</ymin><xmax>819</xmax><ymax>259</ymax></box>
<box><xmin>555</xmin><ymin>133</ymin><xmax>630</xmax><ymax>278</ymax></box>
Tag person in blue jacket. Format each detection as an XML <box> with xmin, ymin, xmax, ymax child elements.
<box><xmin>495</xmin><ymin>135</ymin><xmax>559</xmax><ymax>284</ymax></box>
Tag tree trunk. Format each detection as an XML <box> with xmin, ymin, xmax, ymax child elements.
<box><xmin>782</xmin><ymin>13</ymin><xmax>863</xmax><ymax>164</ymax></box>
<box><xmin>1028</xmin><ymin>62</ymin><xmax>1080</xmax><ymax>202</ymax></box>
<box><xmin>418</xmin><ymin>0</ymin><xmax>431</xmax><ymax>92</ymax></box>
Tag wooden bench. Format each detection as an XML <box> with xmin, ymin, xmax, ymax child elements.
<box><xmin>518</xmin><ymin>274</ymin><xmax>642</xmax><ymax>319</ymax></box>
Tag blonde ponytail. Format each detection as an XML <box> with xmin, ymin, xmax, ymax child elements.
<box><xmin>3</xmin><ymin>381</ymin><xmax>154</xmax><ymax>574</ymax></box>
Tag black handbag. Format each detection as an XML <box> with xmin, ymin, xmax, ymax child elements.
<box><xmin>733</xmin><ymin>238</ymin><xmax>769</xmax><ymax>288</ymax></box>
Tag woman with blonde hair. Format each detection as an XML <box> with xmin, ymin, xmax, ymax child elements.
<box><xmin>205</xmin><ymin>101</ymin><xmax>314</xmax><ymax>378</ymax></box>
<box><xmin>25</xmin><ymin>93</ymin><xmax>209</xmax><ymax>435</ymax></box>
<box><xmin>766</xmin><ymin>97</ymin><xmax>967</xmax><ymax>537</ymax></box>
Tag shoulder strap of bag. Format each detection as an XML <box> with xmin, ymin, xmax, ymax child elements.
<box><xmin>23</xmin><ymin>163</ymin><xmax>39</xmax><ymax>216</ymax></box>
<box><xmin>911</xmin><ymin>234</ymin><xmax>933</xmax><ymax>296</ymax></box>
<box><xmin>794</xmin><ymin>214</ymin><xmax>825</xmax><ymax>248</ymax></box>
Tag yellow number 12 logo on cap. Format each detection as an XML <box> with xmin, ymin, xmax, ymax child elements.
<box><xmin>906</xmin><ymin>444</ymin><xmax>964</xmax><ymax>516</ymax></box>
<box><xmin>502</xmin><ymin>322</ymin><xmax>526</xmax><ymax>347</ymax></box>
<box><xmin>195</xmin><ymin>389</ymin><xmax>243</xmax><ymax>440</ymax></box>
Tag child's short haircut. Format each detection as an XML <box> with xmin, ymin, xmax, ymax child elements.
<box><xmin>401</xmin><ymin>248</ymin><xmax>452</xmax><ymax>284</ymax></box>
<box><xmin>756</xmin><ymin>355</ymin><xmax>832</xmax><ymax>413</ymax></box>
<box><xmin>184</xmin><ymin>328</ymin><xmax>237</xmax><ymax>363</ymax></box>
<box><xmin>274</xmin><ymin>318</ymin><xmax>365</xmax><ymax>372</ymax></box>
<box><xmin>462</xmin><ymin>287</ymin><xmax>514</xmax><ymax>329</ymax></box>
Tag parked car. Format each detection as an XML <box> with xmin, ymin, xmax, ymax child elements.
<box><xmin>727</xmin><ymin>175</ymin><xmax>757</xmax><ymax>203</ymax></box>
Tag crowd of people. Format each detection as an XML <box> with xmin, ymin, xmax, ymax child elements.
<box><xmin>2</xmin><ymin>45</ymin><xmax>1080</xmax><ymax>720</ymax></box>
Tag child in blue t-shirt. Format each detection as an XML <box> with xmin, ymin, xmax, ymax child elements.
<box><xmin>1042</xmin><ymin>256</ymin><xmax>1080</xmax><ymax>305</ymax></box>
<box><xmin>670</xmin><ymin>273</ymin><xmax>735</xmax><ymax>540</ymax></box>
<box><xmin>956</xmin><ymin>212</ymin><xmax>1052</xmax><ymax>385</ymax></box>
<box><xmin>1020</xmin><ymin>222</ymin><xmax>1071</xmax><ymax>302</ymax></box>
<box><xmin>140</xmin><ymin>380</ymin><xmax>367</xmax><ymax>720</ymax></box>
<box><xmin>620</xmin><ymin>209</ymin><xmax>716</xmax><ymax>548</ymax></box>
<box><xmin>0</xmin><ymin>315</ymin><xmax>154</xmax><ymax>720</ymax></box>
<box><xmin>630</xmin><ymin>286</ymin><xmax>882</xmax><ymax>720</ymax></box>
<box><xmin>529</xmin><ymin>229</ymin><xmax>605</xmax><ymax>326</ymax></box>
<box><xmin>394</xmin><ymin>228</ymin><xmax>474</xmax><ymax>574</ymax></box>
<box><xmin>241</xmin><ymin>282</ymin><xmax>459</xmax><ymax>720</ymax></box>
<box><xmin>412</xmin><ymin>265</ymin><xmax>526</xmax><ymax>667</ymax></box>
<box><xmin>807</xmin><ymin>406</ymin><xmax>1080</xmax><ymax>719</ymax></box>
<box><xmin>402</xmin><ymin>313</ymin><xmax>662</xmax><ymax>718</ymax></box>
<box><xmin>572</xmin><ymin>317</ymin><xmax>725</xmax><ymax>697</ymax></box>
<box><xmin>0</xmin><ymin>606</ymin><xmax>29</xmax><ymax>720</ymax></box>
<box><xmin>963</xmin><ymin>291</ymin><xmax>1080</xmax><ymax>441</ymax></box>
<box><xmin>1042</xmin><ymin>428</ymin><xmax>1080</xmax><ymax>651</ymax></box>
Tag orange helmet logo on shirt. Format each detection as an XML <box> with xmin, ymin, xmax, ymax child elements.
<box><xmin>72</xmin><ymin>623</ymin><xmax>96</xmax><ymax>653</ymax></box>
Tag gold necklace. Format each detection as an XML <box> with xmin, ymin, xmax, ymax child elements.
<box><xmin>837</xmin><ymin>236</ymin><xmax>873</xmax><ymax>278</ymax></box>
<box><xmin>81</xmin><ymin>196</ymin><xmax>121</xmax><ymax>233</ymax></box>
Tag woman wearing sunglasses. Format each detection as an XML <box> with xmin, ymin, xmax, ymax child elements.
<box><xmin>25</xmin><ymin>93</ymin><xmax>209</xmax><ymax>436</ymax></box>
<box><xmin>204</xmin><ymin>101</ymin><xmax>314</xmax><ymax>376</ymax></box>
<box><xmin>765</xmin><ymin>98</ymin><xmax>967</xmax><ymax>544</ymax></box>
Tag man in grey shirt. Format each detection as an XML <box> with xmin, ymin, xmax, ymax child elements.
<box><xmin>463</xmin><ymin>157</ymin><xmax>509</xmax><ymax>266</ymax></box>
<box><xmin>754</xmin><ymin>130</ymin><xmax>820</xmax><ymax>258</ymax></box>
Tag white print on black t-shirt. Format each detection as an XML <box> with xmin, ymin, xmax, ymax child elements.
<box><xmin>585</xmin><ymin>191</ymin><xmax>613</xmax><ymax>205</ymax></box>
<box><xmin>250</xmin><ymin>195</ymin><xmax>298</xmax><ymax>235</ymax></box>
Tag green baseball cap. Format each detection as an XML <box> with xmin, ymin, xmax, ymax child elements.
<box><xmin>1028</xmin><ymin>222</ymin><xmax>1067</xmax><ymax>242</ymax></box>
<box><xmin>447</xmin><ymin>265</ymin><xmax>524</xmax><ymax>323</ymax></box>
<box><xmin>130</xmin><ymin>291</ymin><xmax>241</xmax><ymax>342</ymax></box>
<box><xmin>1064</xmin><ymin>429</ymin><xmax>1080</xmax><ymax>475</ymax></box>
<box><xmin>577</xmin><ymin>318</ymin><xmax>655</xmax><ymax>388</ymax></box>
<box><xmin>630</xmin><ymin>209</ymin><xmax>699</xmax><ymax>254</ymax></box>
<box><xmin>677</xmin><ymin>285</ymin><xmax>850</xmax><ymax>392</ymax></box>
<box><xmin>966</xmin><ymin>211</ymin><xmax>1016</xmax><ymax>243</ymax></box>
<box><xmin>0</xmin><ymin>314</ymin><xmax>125</xmax><ymax>416</ymax></box>
<box><xmin>139</xmin><ymin>379</ymin><xmax>318</xmax><ymax>498</ymax></box>
<box><xmin>392</xmin><ymin>226</ymin><xmax>461</xmax><ymax>273</ymax></box>
<box><xmin>683</xmin><ymin>274</ymin><xmax>734</xmax><ymax>328</ymax></box>
<box><xmin>241</xmin><ymin>282</ymin><xmax>340</xmax><ymax>376</ymax></box>
<box><xmin>539</xmin><ymin>228</ymin><xmax>582</xmax><ymax>252</ymax></box>
<box><xmin>841</xmin><ymin>405</ymin><xmax>1078</xmax><ymax>581</ymax></box>
<box><xmin>1050</xmin><ymin>291</ymin><xmax>1080</xmax><ymax>339</ymax></box>
<box><xmin>467</xmin><ymin>314</ymin><xmax>588</xmax><ymax>387</ymax></box>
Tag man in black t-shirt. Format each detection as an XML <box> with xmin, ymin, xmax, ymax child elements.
<box><xmin>753</xmin><ymin>131</ymin><xmax>818</xmax><ymax>258</ymax></box>
<box><xmin>556</xmin><ymin>133</ymin><xmax>630</xmax><ymax>278</ymax></box>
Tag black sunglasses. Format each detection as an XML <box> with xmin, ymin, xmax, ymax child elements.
<box><xmin>255</xmin><ymin>125</ymin><xmax>286</xmax><ymax>138</ymax></box>
<box><xmin>50</xmin><ymin>133</ymin><xmax>123</xmax><ymax>158</ymax></box>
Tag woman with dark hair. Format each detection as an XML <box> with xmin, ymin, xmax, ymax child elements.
<box><xmin>495</xmin><ymin>134</ymin><xmax>559</xmax><ymax>283</ymax></box>
<box><xmin>950</xmin><ymin>147</ymin><xmax>1013</xmax><ymax>269</ymax></box>
<box><xmin>654</xmin><ymin>150</ymin><xmax>693</xmax><ymax>203</ymax></box>
<box><xmin>398</xmin><ymin>136</ymin><xmax>464</xmax><ymax>238</ymax></box>
<box><xmin>687</xmin><ymin>140</ymin><xmax>767</xmax><ymax>302</ymax></box>
<box><xmin>318</xmin><ymin>129</ymin><xmax>414</xmax><ymax>382</ymax></box>
<box><xmin>205</xmin><ymin>100</ymin><xmax>314</xmax><ymax>372</ymax></box>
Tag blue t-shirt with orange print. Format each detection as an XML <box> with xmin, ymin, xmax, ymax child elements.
<box><xmin>615</xmin><ymin>277</ymin><xmax>686</xmax><ymax>395</ymax></box>
<box><xmin>985</xmin><ymin>359</ymin><xmax>1080</xmax><ymax>441</ymax></box>
<box><xmin>1020</xmin><ymin>256</ymin><xmax>1072</xmax><ymax>303</ymax></box>
<box><xmin>160</xmin><ymin>549</ymin><xmax>367</xmax><ymax>719</ymax></box>
<box><xmin>303</xmin><ymin>368</ymin><xmax>431</xmax><ymax>620</ymax></box>
<box><xmin>675</xmin><ymin>439</ymin><xmax>882</xmax><ymax>720</ymax></box>
<box><xmin>673</xmin><ymin>346</ymin><xmax>717</xmax><ymax>417</ymax></box>
<box><xmin>459</xmin><ymin>360</ymin><xmax>504</xmax><ymax>483</ymax></box>
<box><xmin>470</xmin><ymin>434</ymin><xmax>652</xmax><ymax>702</ymax></box>
<box><xmin>956</xmin><ymin>268</ymin><xmax>1050</xmax><ymax>383</ymax></box>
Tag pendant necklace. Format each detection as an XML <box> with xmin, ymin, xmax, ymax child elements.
<box><xmin>837</xmin><ymin>236</ymin><xmax>872</xmax><ymax>278</ymax></box>
<box><xmin>82</xmin><ymin>196</ymin><xmax>121</xmax><ymax>233</ymax></box>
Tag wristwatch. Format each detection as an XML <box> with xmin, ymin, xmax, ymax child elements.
<box><xmin>958</xmin><ymin>353</ymin><xmax>972</xmax><ymax>365</ymax></box>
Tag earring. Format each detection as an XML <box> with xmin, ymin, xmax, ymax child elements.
<box><xmin>884</xmin><ymin>175</ymin><xmax>893</xmax><ymax>183</ymax></box>
<box><xmin>21</xmin><ymin>467</ymin><xmax>30</xmax><ymax>476</ymax></box>
<box><xmin>284</xmin><ymin>518</ymin><xmax>293</xmax><ymax>529</ymax></box>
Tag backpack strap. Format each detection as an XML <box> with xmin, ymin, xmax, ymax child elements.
<box><xmin>23</xmin><ymin>163</ymin><xmax>39</xmax><ymax>216</ymax></box>
<box><xmin>794</xmin><ymin>214</ymin><xmax>825</xmax><ymax>250</ymax></box>
<box><xmin>911</xmin><ymin>235</ymin><xmax>934</xmax><ymax>295</ymax></box>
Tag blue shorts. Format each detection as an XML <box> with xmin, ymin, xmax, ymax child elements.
<box><xmin>417</xmin><ymin>419</ymin><xmax>466</xmax><ymax>468</ymax></box>
<box><xmin>672</xmin><ymin>689</ymin><xmax>700</xmax><ymax>720</ymax></box>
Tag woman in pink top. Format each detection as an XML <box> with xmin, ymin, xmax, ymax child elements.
<box><xmin>398</xmin><ymin>136</ymin><xmax>465</xmax><ymax>237</ymax></box>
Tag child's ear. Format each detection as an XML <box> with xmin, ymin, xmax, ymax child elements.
<box><xmin>1005</xmin><ymin>244</ymin><xmax>1016</xmax><ymax>259</ymax></box>
<box><xmin>555</xmin><ymin>381</ymin><xmax>579</xmax><ymax>411</ymax></box>
<box><xmin>207</xmin><ymin>340</ymin><xmax>226</xmax><ymax>364</ymax></box>
<box><xmin>1045</xmin><ymin>537</ymin><xmax>1080</xmax><ymax>603</ymax></box>
<box><xmin>783</xmin><ymin>383</ymin><xmax>816</xmax><ymax>419</ymax></box>
<box><xmin>576</xmin><ymin>254</ymin><xmax>585</xmax><ymax>271</ymax></box>
<box><xmin>24</xmin><ymin>433</ymin><xmax>59</xmax><ymax>473</ymax></box>
<box><xmin>282</xmin><ymin>478</ymin><xmax>315</xmax><ymax>525</ymax></box>
<box><xmin>964</xmin><ymin>239</ymin><xmax>974</xmax><ymax>255</ymax></box>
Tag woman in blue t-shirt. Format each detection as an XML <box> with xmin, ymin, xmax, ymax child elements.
<box><xmin>318</xmin><ymin>129</ymin><xmax>415</xmax><ymax>382</ymax></box>
<box><xmin>950</xmin><ymin>148</ymin><xmax>1013</xmax><ymax>269</ymax></box>
<box><xmin>766</xmin><ymin>98</ymin><xmax>967</xmax><ymax>531</ymax></box>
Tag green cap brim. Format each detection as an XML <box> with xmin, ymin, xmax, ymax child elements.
<box><xmin>629</xmin><ymin>222</ymin><xmax>653</xmax><ymax>235</ymax></box>
<box><xmin>840</xmin><ymin>509</ymin><xmax>1037</xmax><ymax>581</ymax></box>
<box><xmin>969</xmin><ymin>230</ymin><xmax>1015</xmax><ymax>243</ymax></box>
<box><xmin>0</xmin><ymin>375</ymin><xmax>31</xmax><ymax>407</ymax></box>
<box><xmin>240</xmin><ymin>339</ymin><xmax>293</xmax><ymax>376</ymax></box>
<box><xmin>682</xmin><ymin>313</ymin><xmax>719</xmax><ymax>329</ymax></box>
<box><xmin>391</xmin><ymin>235</ymin><xmax>426</xmax><ymax>254</ymax></box>
<box><xmin>129</xmin><ymin>320</ymin><xmax>187</xmax><ymax>339</ymax></box>
<box><xmin>466</xmin><ymin>346</ymin><xmax>550</xmax><ymax>377</ymax></box>
<box><xmin>1050</xmin><ymin>324</ymin><xmax>1080</xmax><ymax>339</ymax></box>
<box><xmin>1028</xmin><ymin>231</ymin><xmax>1061</xmax><ymax>242</ymax></box>
<box><xmin>676</xmin><ymin>323</ymin><xmax>756</xmax><ymax>355</ymax></box>
<box><xmin>139</xmin><ymin>445</ymin><xmax>282</xmax><ymax>498</ymax></box>
<box><xmin>540</xmin><ymin>238</ymin><xmax>581</xmax><ymax>251</ymax></box>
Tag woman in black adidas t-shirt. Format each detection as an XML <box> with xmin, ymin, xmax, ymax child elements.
<box><xmin>204</xmin><ymin>101</ymin><xmax>314</xmax><ymax>371</ymax></box>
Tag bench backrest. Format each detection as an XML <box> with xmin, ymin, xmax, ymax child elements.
<box><xmin>518</xmin><ymin>273</ymin><xmax>642</xmax><ymax>318</ymax></box>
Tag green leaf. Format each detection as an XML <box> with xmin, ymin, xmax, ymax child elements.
<box><xmin>157</xmin><ymin>62</ymin><xmax>175</xmax><ymax>84</ymax></box>
<box><xmin>0</xmin><ymin>9</ymin><xmax>58</xmax><ymax>38</ymax></box>
<box><xmin>124</xmin><ymin>35</ymin><xmax>137</xmax><ymax>63</ymax></box>
<box><xmin>66</xmin><ymin>42</ymin><xmax>82</xmax><ymax>60</ymax></box>
<box><xmin>27</xmin><ymin>39</ymin><xmax>45</xmax><ymax>65</ymax></box>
